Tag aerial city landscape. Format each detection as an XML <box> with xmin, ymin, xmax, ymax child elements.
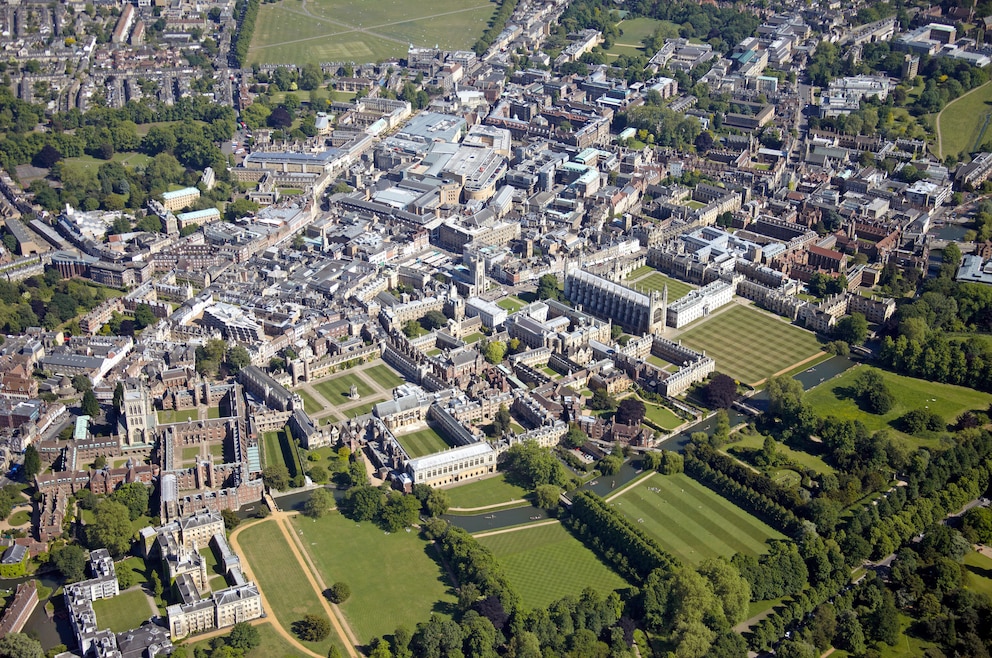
<box><xmin>2</xmin><ymin>0</ymin><xmax>992</xmax><ymax>656</ymax></box>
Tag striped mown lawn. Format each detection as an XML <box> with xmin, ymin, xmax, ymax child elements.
<box><xmin>612</xmin><ymin>473</ymin><xmax>785</xmax><ymax>566</ymax></box>
<box><xmin>295</xmin><ymin>388</ymin><xmax>324</xmax><ymax>414</ymax></box>
<box><xmin>477</xmin><ymin>523</ymin><xmax>630</xmax><ymax>610</ymax></box>
<box><xmin>313</xmin><ymin>373</ymin><xmax>375</xmax><ymax>403</ymax></box>
<box><xmin>446</xmin><ymin>474</ymin><xmax>529</xmax><ymax>509</ymax></box>
<box><xmin>364</xmin><ymin>363</ymin><xmax>404</xmax><ymax>389</ymax></box>
<box><xmin>678</xmin><ymin>305</ymin><xmax>823</xmax><ymax>385</ymax></box>
<box><xmin>395</xmin><ymin>426</ymin><xmax>451</xmax><ymax>458</ymax></box>
<box><xmin>627</xmin><ymin>271</ymin><xmax>695</xmax><ymax>300</ymax></box>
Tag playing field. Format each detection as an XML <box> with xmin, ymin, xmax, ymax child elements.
<box><xmin>805</xmin><ymin>366</ymin><xmax>992</xmax><ymax>448</ymax></box>
<box><xmin>938</xmin><ymin>80</ymin><xmax>992</xmax><ymax>159</ymax></box>
<box><xmin>612</xmin><ymin>473</ymin><xmax>786</xmax><ymax>566</ymax></box>
<box><xmin>92</xmin><ymin>589</ymin><xmax>153</xmax><ymax>634</ymax></box>
<box><xmin>249</xmin><ymin>0</ymin><xmax>496</xmax><ymax>65</ymax></box>
<box><xmin>238</xmin><ymin>521</ymin><xmax>344</xmax><ymax>656</ymax></box>
<box><xmin>477</xmin><ymin>523</ymin><xmax>629</xmax><ymax>610</ymax></box>
<box><xmin>395</xmin><ymin>425</ymin><xmax>452</xmax><ymax>458</ymax></box>
<box><xmin>678</xmin><ymin>305</ymin><xmax>823</xmax><ymax>385</ymax></box>
<box><xmin>446</xmin><ymin>474</ymin><xmax>529</xmax><ymax>509</ymax></box>
<box><xmin>363</xmin><ymin>363</ymin><xmax>404</xmax><ymax>389</ymax></box>
<box><xmin>312</xmin><ymin>373</ymin><xmax>374</xmax><ymax>405</ymax></box>
<box><xmin>290</xmin><ymin>511</ymin><xmax>457</xmax><ymax>644</ymax></box>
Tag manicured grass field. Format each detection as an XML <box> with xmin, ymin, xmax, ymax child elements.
<box><xmin>92</xmin><ymin>589</ymin><xmax>153</xmax><ymax>633</ymax></box>
<box><xmin>364</xmin><ymin>363</ymin><xmax>403</xmax><ymax>389</ymax></box>
<box><xmin>938</xmin><ymin>80</ymin><xmax>992</xmax><ymax>159</ymax></box>
<box><xmin>603</xmin><ymin>17</ymin><xmax>678</xmax><ymax>59</ymax></box>
<box><xmin>262</xmin><ymin>429</ymin><xmax>303</xmax><ymax>478</ymax></box>
<box><xmin>340</xmin><ymin>397</ymin><xmax>388</xmax><ymax>418</ymax></box>
<box><xmin>312</xmin><ymin>373</ymin><xmax>374</xmax><ymax>404</ymax></box>
<box><xmin>239</xmin><ymin>522</ymin><xmax>342</xmax><ymax>655</ymax></box>
<box><xmin>207</xmin><ymin>406</ymin><xmax>222</xmax><ymax>419</ymax></box>
<box><xmin>395</xmin><ymin>425</ymin><xmax>451</xmax><ymax>458</ymax></box>
<box><xmin>7</xmin><ymin>510</ymin><xmax>30</xmax><ymax>526</ymax></box>
<box><xmin>612</xmin><ymin>473</ymin><xmax>786</xmax><ymax>566</ymax></box>
<box><xmin>290</xmin><ymin>511</ymin><xmax>457</xmax><ymax>644</ymax></box>
<box><xmin>62</xmin><ymin>151</ymin><xmax>152</xmax><ymax>176</ymax></box>
<box><xmin>727</xmin><ymin>432</ymin><xmax>835</xmax><ymax>474</ymax></box>
<box><xmin>446</xmin><ymin>474</ymin><xmax>530</xmax><ymax>509</ymax></box>
<box><xmin>295</xmin><ymin>389</ymin><xmax>323</xmax><ymax>414</ymax></box>
<box><xmin>641</xmin><ymin>400</ymin><xmax>683</xmax><ymax>430</ymax></box>
<box><xmin>497</xmin><ymin>297</ymin><xmax>526</xmax><ymax>313</ymax></box>
<box><xmin>477</xmin><ymin>523</ymin><xmax>629</xmax><ymax>610</ymax></box>
<box><xmin>249</xmin><ymin>0</ymin><xmax>495</xmax><ymax>64</ymax></box>
<box><xmin>158</xmin><ymin>409</ymin><xmax>196</xmax><ymax>424</ymax></box>
<box><xmin>182</xmin><ymin>447</ymin><xmax>201</xmax><ymax>461</ymax></box>
<box><xmin>209</xmin><ymin>443</ymin><xmax>225</xmax><ymax>459</ymax></box>
<box><xmin>678</xmin><ymin>305</ymin><xmax>824</xmax><ymax>385</ymax></box>
<box><xmin>626</xmin><ymin>271</ymin><xmax>694</xmax><ymax>301</ymax></box>
<box><xmin>463</xmin><ymin>332</ymin><xmax>484</xmax><ymax>344</ymax></box>
<box><xmin>963</xmin><ymin>551</ymin><xmax>992</xmax><ymax>599</ymax></box>
<box><xmin>189</xmin><ymin>622</ymin><xmax>305</xmax><ymax>657</ymax></box>
<box><xmin>805</xmin><ymin>366</ymin><xmax>992</xmax><ymax>448</ymax></box>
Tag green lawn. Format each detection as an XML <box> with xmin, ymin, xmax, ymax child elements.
<box><xmin>238</xmin><ymin>521</ymin><xmax>343</xmax><ymax>656</ymax></box>
<box><xmin>626</xmin><ymin>271</ymin><xmax>694</xmax><ymax>301</ymax></box>
<box><xmin>603</xmin><ymin>17</ymin><xmax>679</xmax><ymax>58</ymax></box>
<box><xmin>92</xmin><ymin>589</ymin><xmax>153</xmax><ymax>633</ymax></box>
<box><xmin>158</xmin><ymin>408</ymin><xmax>196</xmax><ymax>424</ymax></box>
<box><xmin>446</xmin><ymin>474</ymin><xmax>530</xmax><ymax>509</ymax></box>
<box><xmin>678</xmin><ymin>305</ymin><xmax>824</xmax><ymax>385</ymax></box>
<box><xmin>395</xmin><ymin>426</ymin><xmax>451</xmax><ymax>458</ymax></box>
<box><xmin>938</xmin><ymin>80</ymin><xmax>992</xmax><ymax>159</ymax></box>
<box><xmin>463</xmin><ymin>332</ymin><xmax>484</xmax><ymax>344</ymax></box>
<box><xmin>363</xmin><ymin>363</ymin><xmax>404</xmax><ymax>389</ymax></box>
<box><xmin>249</xmin><ymin>0</ymin><xmax>495</xmax><ymax>64</ymax></box>
<box><xmin>641</xmin><ymin>399</ymin><xmax>683</xmax><ymax>430</ymax></box>
<box><xmin>497</xmin><ymin>297</ymin><xmax>526</xmax><ymax>313</ymax></box>
<box><xmin>477</xmin><ymin>523</ymin><xmax>630</xmax><ymax>610</ymax></box>
<box><xmin>7</xmin><ymin>509</ymin><xmax>30</xmax><ymax>526</ymax></box>
<box><xmin>340</xmin><ymin>397</ymin><xmax>388</xmax><ymax>418</ymax></box>
<box><xmin>290</xmin><ymin>511</ymin><xmax>457</xmax><ymax>644</ymax></box>
<box><xmin>805</xmin><ymin>366</ymin><xmax>992</xmax><ymax>448</ymax></box>
<box><xmin>209</xmin><ymin>443</ymin><xmax>225</xmax><ymax>459</ymax></box>
<box><xmin>62</xmin><ymin>151</ymin><xmax>152</xmax><ymax>177</ymax></box>
<box><xmin>182</xmin><ymin>447</ymin><xmax>201</xmax><ymax>461</ymax></box>
<box><xmin>964</xmin><ymin>550</ymin><xmax>992</xmax><ymax>599</ymax></box>
<box><xmin>207</xmin><ymin>406</ymin><xmax>222</xmax><ymax>419</ymax></box>
<box><xmin>295</xmin><ymin>389</ymin><xmax>324</xmax><ymax>415</ymax></box>
<box><xmin>613</xmin><ymin>473</ymin><xmax>786</xmax><ymax>566</ymax></box>
<box><xmin>262</xmin><ymin>429</ymin><xmax>303</xmax><ymax>479</ymax></box>
<box><xmin>312</xmin><ymin>373</ymin><xmax>374</xmax><ymax>405</ymax></box>
<box><xmin>188</xmin><ymin>622</ymin><xmax>306</xmax><ymax>657</ymax></box>
<box><xmin>727</xmin><ymin>432</ymin><xmax>835</xmax><ymax>474</ymax></box>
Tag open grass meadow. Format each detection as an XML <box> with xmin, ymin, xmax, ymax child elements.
<box><xmin>477</xmin><ymin>523</ymin><xmax>629</xmax><ymax>609</ymax></box>
<box><xmin>446</xmin><ymin>474</ymin><xmax>530</xmax><ymax>509</ymax></box>
<box><xmin>312</xmin><ymin>373</ymin><xmax>374</xmax><ymax>405</ymax></box>
<box><xmin>290</xmin><ymin>511</ymin><xmax>457</xmax><ymax>644</ymax></box>
<box><xmin>188</xmin><ymin>622</ymin><xmax>306</xmax><ymax>658</ymax></box>
<box><xmin>727</xmin><ymin>431</ymin><xmax>836</xmax><ymax>475</ymax></box>
<box><xmin>804</xmin><ymin>366</ymin><xmax>992</xmax><ymax>448</ymax></box>
<box><xmin>238</xmin><ymin>521</ymin><xmax>344</xmax><ymax>656</ymax></box>
<box><xmin>939</xmin><ymin>80</ymin><xmax>992</xmax><ymax>159</ymax></box>
<box><xmin>249</xmin><ymin>0</ymin><xmax>496</xmax><ymax>65</ymax></box>
<box><xmin>678</xmin><ymin>305</ymin><xmax>824</xmax><ymax>385</ymax></box>
<box><xmin>603</xmin><ymin>17</ymin><xmax>679</xmax><ymax>59</ymax></box>
<box><xmin>62</xmin><ymin>151</ymin><xmax>152</xmax><ymax>177</ymax></box>
<box><xmin>364</xmin><ymin>363</ymin><xmax>404</xmax><ymax>389</ymax></box>
<box><xmin>92</xmin><ymin>589</ymin><xmax>153</xmax><ymax>634</ymax></box>
<box><xmin>626</xmin><ymin>271</ymin><xmax>695</xmax><ymax>301</ymax></box>
<box><xmin>964</xmin><ymin>550</ymin><xmax>992</xmax><ymax>599</ymax></box>
<box><xmin>612</xmin><ymin>473</ymin><xmax>786</xmax><ymax>566</ymax></box>
<box><xmin>395</xmin><ymin>425</ymin><xmax>452</xmax><ymax>458</ymax></box>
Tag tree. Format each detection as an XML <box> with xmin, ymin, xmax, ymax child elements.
<box><xmin>222</xmin><ymin>509</ymin><xmax>241</xmax><ymax>530</ymax></box>
<box><xmin>834</xmin><ymin>313</ymin><xmax>868</xmax><ymax>345</ymax></box>
<box><xmin>88</xmin><ymin>500</ymin><xmax>133</xmax><ymax>558</ymax></box>
<box><xmin>0</xmin><ymin>633</ymin><xmax>43</xmax><ymax>658</ymax></box>
<box><xmin>304</xmin><ymin>488</ymin><xmax>333</xmax><ymax>519</ymax></box>
<box><xmin>262</xmin><ymin>465</ymin><xmax>289</xmax><ymax>491</ymax></box>
<box><xmin>483</xmin><ymin>340</ymin><xmax>506</xmax><ymax>364</ymax></box>
<box><xmin>52</xmin><ymin>544</ymin><xmax>87</xmax><ymax>582</ymax></box>
<box><xmin>113</xmin><ymin>381</ymin><xmax>125</xmax><ymax>414</ymax></box>
<box><xmin>228</xmin><ymin>622</ymin><xmax>261</xmax><ymax>651</ymax></box>
<box><xmin>534</xmin><ymin>484</ymin><xmax>561</xmax><ymax>510</ymax></box>
<box><xmin>111</xmin><ymin>482</ymin><xmax>149</xmax><ymax>521</ymax></box>
<box><xmin>380</xmin><ymin>492</ymin><xmax>420</xmax><ymax>531</ymax></box>
<box><xmin>423</xmin><ymin>488</ymin><xmax>449</xmax><ymax>517</ymax></box>
<box><xmin>81</xmin><ymin>389</ymin><xmax>100</xmax><ymax>417</ymax></box>
<box><xmin>421</xmin><ymin>310</ymin><xmax>448</xmax><ymax>330</ymax></box>
<box><xmin>22</xmin><ymin>445</ymin><xmax>41</xmax><ymax>480</ymax></box>
<box><xmin>295</xmin><ymin>614</ymin><xmax>331</xmax><ymax>641</ymax></box>
<box><xmin>268</xmin><ymin>106</ymin><xmax>293</xmax><ymax>129</ymax></box>
<box><xmin>588</xmin><ymin>388</ymin><xmax>617</xmax><ymax>411</ymax></box>
<box><xmin>225</xmin><ymin>345</ymin><xmax>251</xmax><ymax>374</ymax></box>
<box><xmin>133</xmin><ymin>303</ymin><xmax>156</xmax><ymax>329</ymax></box>
<box><xmin>343</xmin><ymin>485</ymin><xmax>383</xmax><ymax>521</ymax></box>
<box><xmin>225</xmin><ymin>198</ymin><xmax>259</xmax><ymax>221</ymax></box>
<box><xmin>32</xmin><ymin>144</ymin><xmax>63</xmax><ymax>169</ymax></box>
<box><xmin>309</xmin><ymin>465</ymin><xmax>328</xmax><ymax>484</ymax></box>
<box><xmin>536</xmin><ymin>274</ymin><xmax>562</xmax><ymax>301</ymax></box>
<box><xmin>491</xmin><ymin>405</ymin><xmax>511</xmax><ymax>436</ymax></box>
<box><xmin>327</xmin><ymin>581</ymin><xmax>351</xmax><ymax>603</ymax></box>
<box><xmin>300</xmin><ymin>63</ymin><xmax>323</xmax><ymax>91</ymax></box>
<box><xmin>705</xmin><ymin>373</ymin><xmax>738</xmax><ymax>409</ymax></box>
<box><xmin>564</xmin><ymin>422</ymin><xmax>588</xmax><ymax>448</ymax></box>
<box><xmin>616</xmin><ymin>398</ymin><xmax>646</xmax><ymax>425</ymax></box>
